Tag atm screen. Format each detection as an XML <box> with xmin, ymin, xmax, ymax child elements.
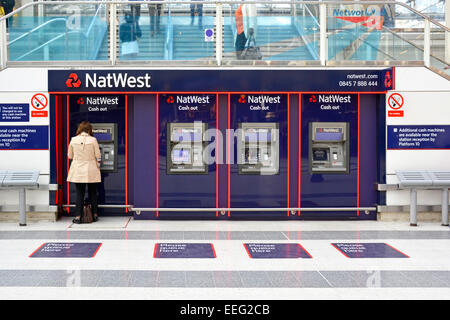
<box><xmin>172</xmin><ymin>149</ymin><xmax>191</xmax><ymax>163</ymax></box>
<box><xmin>94</xmin><ymin>132</ymin><xmax>112</xmax><ymax>141</ymax></box>
<box><xmin>312</xmin><ymin>148</ymin><xmax>328</xmax><ymax>161</ymax></box>
<box><xmin>173</xmin><ymin>129</ymin><xmax>202</xmax><ymax>142</ymax></box>
<box><xmin>315</xmin><ymin>128</ymin><xmax>343</xmax><ymax>141</ymax></box>
<box><xmin>244</xmin><ymin>129</ymin><xmax>272</xmax><ymax>142</ymax></box>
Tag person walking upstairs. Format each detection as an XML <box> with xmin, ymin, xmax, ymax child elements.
<box><xmin>190</xmin><ymin>0</ymin><xmax>203</xmax><ymax>29</ymax></box>
<box><xmin>0</xmin><ymin>0</ymin><xmax>15</xmax><ymax>28</ymax></box>
<box><xmin>148</xmin><ymin>0</ymin><xmax>162</xmax><ymax>37</ymax></box>
<box><xmin>234</xmin><ymin>1</ymin><xmax>257</xmax><ymax>59</ymax></box>
<box><xmin>119</xmin><ymin>12</ymin><xmax>142</xmax><ymax>59</ymax></box>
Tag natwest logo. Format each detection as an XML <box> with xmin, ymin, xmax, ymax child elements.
<box><xmin>85</xmin><ymin>72</ymin><xmax>151</xmax><ymax>89</ymax></box>
<box><xmin>66</xmin><ymin>73</ymin><xmax>81</xmax><ymax>88</ymax></box>
<box><xmin>318</xmin><ymin>95</ymin><xmax>351</xmax><ymax>103</ymax></box>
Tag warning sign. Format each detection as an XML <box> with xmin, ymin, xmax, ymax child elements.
<box><xmin>30</xmin><ymin>93</ymin><xmax>48</xmax><ymax>118</ymax></box>
<box><xmin>387</xmin><ymin>93</ymin><xmax>404</xmax><ymax>117</ymax></box>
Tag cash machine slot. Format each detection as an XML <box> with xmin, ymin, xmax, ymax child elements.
<box><xmin>309</xmin><ymin>122</ymin><xmax>349</xmax><ymax>174</ymax></box>
<box><xmin>92</xmin><ymin>123</ymin><xmax>118</xmax><ymax>172</ymax></box>
<box><xmin>238</xmin><ymin>123</ymin><xmax>279</xmax><ymax>175</ymax></box>
<box><xmin>167</xmin><ymin>122</ymin><xmax>208</xmax><ymax>174</ymax></box>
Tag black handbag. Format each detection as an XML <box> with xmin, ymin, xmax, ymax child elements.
<box><xmin>241</xmin><ymin>35</ymin><xmax>262</xmax><ymax>60</ymax></box>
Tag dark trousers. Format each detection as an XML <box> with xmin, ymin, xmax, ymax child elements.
<box><xmin>129</xmin><ymin>4</ymin><xmax>141</xmax><ymax>21</ymax></box>
<box><xmin>235</xmin><ymin>32</ymin><xmax>247</xmax><ymax>59</ymax></box>
<box><xmin>149</xmin><ymin>4</ymin><xmax>162</xmax><ymax>32</ymax></box>
<box><xmin>75</xmin><ymin>183</ymin><xmax>99</xmax><ymax>217</ymax></box>
<box><xmin>190</xmin><ymin>3</ymin><xmax>203</xmax><ymax>26</ymax></box>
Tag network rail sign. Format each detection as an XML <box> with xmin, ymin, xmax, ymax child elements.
<box><xmin>48</xmin><ymin>69</ymin><xmax>394</xmax><ymax>93</ymax></box>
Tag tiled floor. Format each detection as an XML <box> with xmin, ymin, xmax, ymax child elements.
<box><xmin>0</xmin><ymin>217</ymin><xmax>449</xmax><ymax>300</ymax></box>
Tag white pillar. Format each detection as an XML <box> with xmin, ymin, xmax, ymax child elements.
<box><xmin>424</xmin><ymin>19</ymin><xmax>431</xmax><ymax>67</ymax></box>
<box><xmin>109</xmin><ymin>3</ymin><xmax>117</xmax><ymax>66</ymax></box>
<box><xmin>215</xmin><ymin>3</ymin><xmax>223</xmax><ymax>66</ymax></box>
<box><xmin>0</xmin><ymin>19</ymin><xmax>7</xmax><ymax>69</ymax></box>
<box><xmin>319</xmin><ymin>3</ymin><xmax>327</xmax><ymax>65</ymax></box>
<box><xmin>446</xmin><ymin>0</ymin><xmax>450</xmax><ymax>63</ymax></box>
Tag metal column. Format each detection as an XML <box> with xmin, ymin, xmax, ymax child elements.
<box><xmin>410</xmin><ymin>188</ymin><xmax>417</xmax><ymax>227</ymax></box>
<box><xmin>442</xmin><ymin>188</ymin><xmax>449</xmax><ymax>226</ymax></box>
<box><xmin>19</xmin><ymin>188</ymin><xmax>27</xmax><ymax>226</ymax></box>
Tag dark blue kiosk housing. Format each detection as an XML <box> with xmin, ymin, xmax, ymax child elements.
<box><xmin>48</xmin><ymin>68</ymin><xmax>392</xmax><ymax>220</ymax></box>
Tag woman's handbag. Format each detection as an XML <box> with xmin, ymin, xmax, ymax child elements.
<box><xmin>241</xmin><ymin>35</ymin><xmax>262</xmax><ymax>60</ymax></box>
<box><xmin>81</xmin><ymin>204</ymin><xmax>93</xmax><ymax>223</ymax></box>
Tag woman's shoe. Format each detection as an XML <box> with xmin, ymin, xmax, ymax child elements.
<box><xmin>72</xmin><ymin>217</ymin><xmax>82</xmax><ymax>224</ymax></box>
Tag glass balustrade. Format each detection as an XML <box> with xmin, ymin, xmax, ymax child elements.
<box><xmin>429</xmin><ymin>21</ymin><xmax>450</xmax><ymax>76</ymax></box>
<box><xmin>327</xmin><ymin>3</ymin><xmax>428</xmax><ymax>62</ymax></box>
<box><xmin>7</xmin><ymin>3</ymin><xmax>108</xmax><ymax>61</ymax></box>
<box><xmin>0</xmin><ymin>0</ymin><xmax>448</xmax><ymax>72</ymax></box>
<box><xmin>222</xmin><ymin>3</ymin><xmax>319</xmax><ymax>63</ymax></box>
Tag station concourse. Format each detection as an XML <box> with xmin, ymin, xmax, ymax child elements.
<box><xmin>0</xmin><ymin>0</ymin><xmax>449</xmax><ymax>305</ymax></box>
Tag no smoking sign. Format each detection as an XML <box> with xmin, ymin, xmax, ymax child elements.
<box><xmin>387</xmin><ymin>93</ymin><xmax>404</xmax><ymax>117</ymax></box>
<box><xmin>30</xmin><ymin>93</ymin><xmax>48</xmax><ymax>118</ymax></box>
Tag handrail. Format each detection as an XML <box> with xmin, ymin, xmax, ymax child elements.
<box><xmin>8</xmin><ymin>18</ymin><xmax>67</xmax><ymax>46</ymax></box>
<box><xmin>296</xmin><ymin>3</ymin><xmax>320</xmax><ymax>60</ymax></box>
<box><xmin>303</xmin><ymin>2</ymin><xmax>319</xmax><ymax>28</ymax></box>
<box><xmin>14</xmin><ymin>33</ymin><xmax>67</xmax><ymax>61</ymax></box>
<box><xmin>85</xmin><ymin>4</ymin><xmax>108</xmax><ymax>60</ymax></box>
<box><xmin>85</xmin><ymin>3</ymin><xmax>105</xmax><ymax>38</ymax></box>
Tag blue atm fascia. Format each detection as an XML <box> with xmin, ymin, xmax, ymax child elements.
<box><xmin>49</xmin><ymin>69</ymin><xmax>391</xmax><ymax>220</ymax></box>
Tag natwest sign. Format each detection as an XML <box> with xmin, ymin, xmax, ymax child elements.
<box><xmin>48</xmin><ymin>69</ymin><xmax>394</xmax><ymax>92</ymax></box>
<box><xmin>50</xmin><ymin>70</ymin><xmax>152</xmax><ymax>92</ymax></box>
<box><xmin>85</xmin><ymin>72</ymin><xmax>151</xmax><ymax>88</ymax></box>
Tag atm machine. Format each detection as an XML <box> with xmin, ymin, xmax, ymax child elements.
<box><xmin>309</xmin><ymin>122</ymin><xmax>349</xmax><ymax>174</ymax></box>
<box><xmin>92</xmin><ymin>123</ymin><xmax>118</xmax><ymax>172</ymax></box>
<box><xmin>237</xmin><ymin>122</ymin><xmax>279</xmax><ymax>175</ymax></box>
<box><xmin>166</xmin><ymin>122</ymin><xmax>208</xmax><ymax>174</ymax></box>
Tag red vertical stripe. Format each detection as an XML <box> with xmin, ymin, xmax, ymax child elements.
<box><xmin>357</xmin><ymin>93</ymin><xmax>360</xmax><ymax>216</ymax></box>
<box><xmin>392</xmin><ymin>67</ymin><xmax>396</xmax><ymax>90</ymax></box>
<box><xmin>216</xmin><ymin>94</ymin><xmax>219</xmax><ymax>217</ymax></box>
<box><xmin>287</xmin><ymin>94</ymin><xmax>290</xmax><ymax>216</ymax></box>
<box><xmin>125</xmin><ymin>95</ymin><xmax>129</xmax><ymax>213</ymax></box>
<box><xmin>227</xmin><ymin>94</ymin><xmax>230</xmax><ymax>217</ymax></box>
<box><xmin>66</xmin><ymin>95</ymin><xmax>70</xmax><ymax>214</ymax></box>
<box><xmin>298</xmin><ymin>93</ymin><xmax>302</xmax><ymax>215</ymax></box>
<box><xmin>156</xmin><ymin>94</ymin><xmax>159</xmax><ymax>217</ymax></box>
<box><xmin>54</xmin><ymin>95</ymin><xmax>60</xmax><ymax>206</ymax></box>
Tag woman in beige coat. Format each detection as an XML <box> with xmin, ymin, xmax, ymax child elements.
<box><xmin>68</xmin><ymin>121</ymin><xmax>101</xmax><ymax>224</ymax></box>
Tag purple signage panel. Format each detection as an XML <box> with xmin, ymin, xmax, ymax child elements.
<box><xmin>332</xmin><ymin>243</ymin><xmax>409</xmax><ymax>258</ymax></box>
<box><xmin>387</xmin><ymin>125</ymin><xmax>450</xmax><ymax>149</ymax></box>
<box><xmin>0</xmin><ymin>104</ymin><xmax>29</xmax><ymax>122</ymax></box>
<box><xmin>244</xmin><ymin>243</ymin><xmax>312</xmax><ymax>259</ymax></box>
<box><xmin>154</xmin><ymin>243</ymin><xmax>217</xmax><ymax>258</ymax></box>
<box><xmin>0</xmin><ymin>125</ymin><xmax>48</xmax><ymax>150</ymax></box>
<box><xmin>29</xmin><ymin>242</ymin><xmax>102</xmax><ymax>258</ymax></box>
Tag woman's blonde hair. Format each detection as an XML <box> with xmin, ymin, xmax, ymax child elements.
<box><xmin>76</xmin><ymin>121</ymin><xmax>93</xmax><ymax>136</ymax></box>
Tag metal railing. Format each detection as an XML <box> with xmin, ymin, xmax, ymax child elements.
<box><xmin>0</xmin><ymin>1</ymin><xmax>449</xmax><ymax>73</ymax></box>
